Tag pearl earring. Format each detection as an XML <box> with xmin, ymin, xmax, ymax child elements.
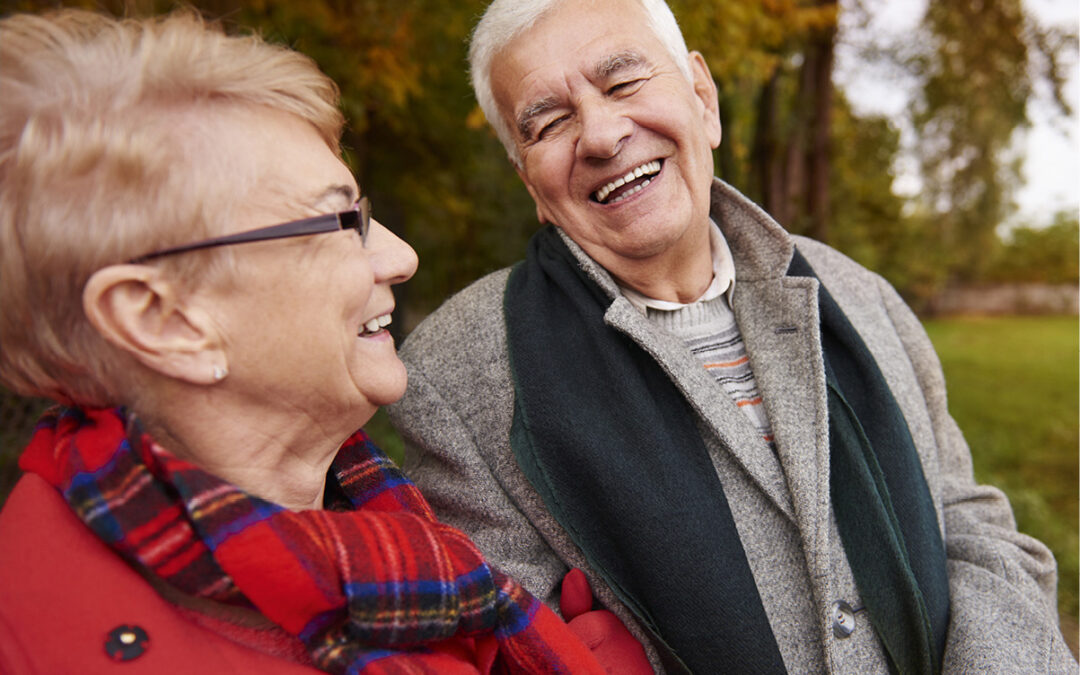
<box><xmin>212</xmin><ymin>366</ymin><xmax>228</xmax><ymax>382</ymax></box>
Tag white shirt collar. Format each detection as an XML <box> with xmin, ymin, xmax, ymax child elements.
<box><xmin>618</xmin><ymin>219</ymin><xmax>736</xmax><ymax>314</ymax></box>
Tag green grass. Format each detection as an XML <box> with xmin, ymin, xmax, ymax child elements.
<box><xmin>923</xmin><ymin>316</ymin><xmax>1079</xmax><ymax>629</ymax></box>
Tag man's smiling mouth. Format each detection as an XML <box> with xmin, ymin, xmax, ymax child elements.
<box><xmin>592</xmin><ymin>160</ymin><xmax>662</xmax><ymax>204</ymax></box>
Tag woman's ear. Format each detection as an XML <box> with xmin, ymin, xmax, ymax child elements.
<box><xmin>82</xmin><ymin>265</ymin><xmax>227</xmax><ymax>385</ymax></box>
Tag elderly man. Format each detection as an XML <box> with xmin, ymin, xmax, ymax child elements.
<box><xmin>388</xmin><ymin>0</ymin><xmax>1075</xmax><ymax>672</ymax></box>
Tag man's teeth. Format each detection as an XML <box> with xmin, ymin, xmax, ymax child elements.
<box><xmin>594</xmin><ymin>160</ymin><xmax>661</xmax><ymax>204</ymax></box>
<box><xmin>360</xmin><ymin>314</ymin><xmax>392</xmax><ymax>335</ymax></box>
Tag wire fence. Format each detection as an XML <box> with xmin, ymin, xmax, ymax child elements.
<box><xmin>0</xmin><ymin>390</ymin><xmax>51</xmax><ymax>507</ymax></box>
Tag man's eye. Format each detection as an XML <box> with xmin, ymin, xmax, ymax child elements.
<box><xmin>537</xmin><ymin>116</ymin><xmax>568</xmax><ymax>140</ymax></box>
<box><xmin>610</xmin><ymin>78</ymin><xmax>645</xmax><ymax>95</ymax></box>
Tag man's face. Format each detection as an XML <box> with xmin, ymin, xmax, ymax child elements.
<box><xmin>490</xmin><ymin>0</ymin><xmax>722</xmax><ymax>286</ymax></box>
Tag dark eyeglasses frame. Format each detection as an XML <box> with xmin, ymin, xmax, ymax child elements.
<box><xmin>127</xmin><ymin>197</ymin><xmax>370</xmax><ymax>264</ymax></box>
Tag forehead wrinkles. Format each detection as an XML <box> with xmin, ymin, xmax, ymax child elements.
<box><xmin>513</xmin><ymin>49</ymin><xmax>651</xmax><ymax>141</ymax></box>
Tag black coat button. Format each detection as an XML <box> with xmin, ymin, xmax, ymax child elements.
<box><xmin>104</xmin><ymin>624</ymin><xmax>149</xmax><ymax>661</ymax></box>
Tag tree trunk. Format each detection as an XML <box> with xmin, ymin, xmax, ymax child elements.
<box><xmin>805</xmin><ymin>2</ymin><xmax>836</xmax><ymax>243</ymax></box>
<box><xmin>716</xmin><ymin>85</ymin><xmax>741</xmax><ymax>188</ymax></box>
<box><xmin>752</xmin><ymin>69</ymin><xmax>788</xmax><ymax>224</ymax></box>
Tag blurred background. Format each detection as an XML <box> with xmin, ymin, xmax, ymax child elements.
<box><xmin>1</xmin><ymin>0</ymin><xmax>1076</xmax><ymax>652</ymax></box>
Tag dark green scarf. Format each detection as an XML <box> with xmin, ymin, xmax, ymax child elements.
<box><xmin>504</xmin><ymin>226</ymin><xmax>949</xmax><ymax>673</ymax></box>
<box><xmin>788</xmin><ymin>249</ymin><xmax>950</xmax><ymax>674</ymax></box>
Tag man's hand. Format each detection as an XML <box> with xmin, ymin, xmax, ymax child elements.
<box><xmin>561</xmin><ymin>568</ymin><xmax>653</xmax><ymax>674</ymax></box>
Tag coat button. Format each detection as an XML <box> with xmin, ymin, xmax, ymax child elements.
<box><xmin>831</xmin><ymin>601</ymin><xmax>856</xmax><ymax>638</ymax></box>
<box><xmin>105</xmin><ymin>624</ymin><xmax>149</xmax><ymax>661</ymax></box>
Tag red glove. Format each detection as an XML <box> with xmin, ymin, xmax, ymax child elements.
<box><xmin>560</xmin><ymin>568</ymin><xmax>653</xmax><ymax>674</ymax></box>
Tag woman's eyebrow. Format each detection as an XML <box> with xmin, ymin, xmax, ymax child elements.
<box><xmin>310</xmin><ymin>184</ymin><xmax>358</xmax><ymax>210</ymax></box>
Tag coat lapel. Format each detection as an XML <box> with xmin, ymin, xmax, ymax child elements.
<box><xmin>602</xmin><ymin>296</ymin><xmax>797</xmax><ymax>523</ymax></box>
<box><xmin>733</xmin><ymin>276</ymin><xmax>831</xmax><ymax>567</ymax></box>
<box><xmin>714</xmin><ymin>180</ymin><xmax>832</xmax><ymax>566</ymax></box>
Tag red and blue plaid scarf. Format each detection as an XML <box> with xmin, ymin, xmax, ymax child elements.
<box><xmin>20</xmin><ymin>406</ymin><xmax>601</xmax><ymax>674</ymax></box>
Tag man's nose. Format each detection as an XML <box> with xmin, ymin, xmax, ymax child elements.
<box><xmin>576</xmin><ymin>97</ymin><xmax>633</xmax><ymax>161</ymax></box>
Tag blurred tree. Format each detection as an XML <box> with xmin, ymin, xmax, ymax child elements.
<box><xmin>672</xmin><ymin>0</ymin><xmax>840</xmax><ymax>242</ymax></box>
<box><xmin>907</xmin><ymin>0</ymin><xmax>1077</xmax><ymax>284</ymax></box>
<box><xmin>827</xmin><ymin>95</ymin><xmax>947</xmax><ymax>308</ymax></box>
<box><xmin>986</xmin><ymin>212</ymin><xmax>1080</xmax><ymax>284</ymax></box>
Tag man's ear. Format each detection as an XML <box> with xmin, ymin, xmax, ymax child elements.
<box><xmin>515</xmin><ymin>164</ymin><xmax>552</xmax><ymax>224</ymax></box>
<box><xmin>688</xmin><ymin>51</ymin><xmax>722</xmax><ymax>149</ymax></box>
<box><xmin>82</xmin><ymin>265</ymin><xmax>227</xmax><ymax>385</ymax></box>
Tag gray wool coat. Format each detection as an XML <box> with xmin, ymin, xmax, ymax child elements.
<box><xmin>388</xmin><ymin>180</ymin><xmax>1075</xmax><ymax>674</ymax></box>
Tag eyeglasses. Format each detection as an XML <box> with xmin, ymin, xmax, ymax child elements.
<box><xmin>127</xmin><ymin>198</ymin><xmax>371</xmax><ymax>264</ymax></box>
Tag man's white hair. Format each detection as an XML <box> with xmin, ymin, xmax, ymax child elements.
<box><xmin>469</xmin><ymin>0</ymin><xmax>691</xmax><ymax>166</ymax></box>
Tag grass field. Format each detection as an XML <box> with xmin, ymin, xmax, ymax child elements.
<box><xmin>922</xmin><ymin>315</ymin><xmax>1079</xmax><ymax>641</ymax></box>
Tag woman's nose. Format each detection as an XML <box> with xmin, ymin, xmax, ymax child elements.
<box><xmin>367</xmin><ymin>218</ymin><xmax>418</xmax><ymax>285</ymax></box>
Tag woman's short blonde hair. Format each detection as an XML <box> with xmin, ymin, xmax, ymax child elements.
<box><xmin>0</xmin><ymin>8</ymin><xmax>345</xmax><ymax>405</ymax></box>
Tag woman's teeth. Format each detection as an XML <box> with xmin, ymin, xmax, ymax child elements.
<box><xmin>593</xmin><ymin>160</ymin><xmax>661</xmax><ymax>204</ymax></box>
<box><xmin>360</xmin><ymin>314</ymin><xmax>392</xmax><ymax>336</ymax></box>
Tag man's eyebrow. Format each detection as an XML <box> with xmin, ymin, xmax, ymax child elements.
<box><xmin>593</xmin><ymin>50</ymin><xmax>648</xmax><ymax>80</ymax></box>
<box><xmin>516</xmin><ymin>96</ymin><xmax>560</xmax><ymax>140</ymax></box>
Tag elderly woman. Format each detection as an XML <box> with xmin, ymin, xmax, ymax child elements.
<box><xmin>0</xmin><ymin>10</ymin><xmax>648</xmax><ymax>674</ymax></box>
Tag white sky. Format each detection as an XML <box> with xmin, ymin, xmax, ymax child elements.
<box><xmin>834</xmin><ymin>0</ymin><xmax>1079</xmax><ymax>228</ymax></box>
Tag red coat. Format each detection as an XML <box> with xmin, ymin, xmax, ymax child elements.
<box><xmin>0</xmin><ymin>475</ymin><xmax>487</xmax><ymax>674</ymax></box>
